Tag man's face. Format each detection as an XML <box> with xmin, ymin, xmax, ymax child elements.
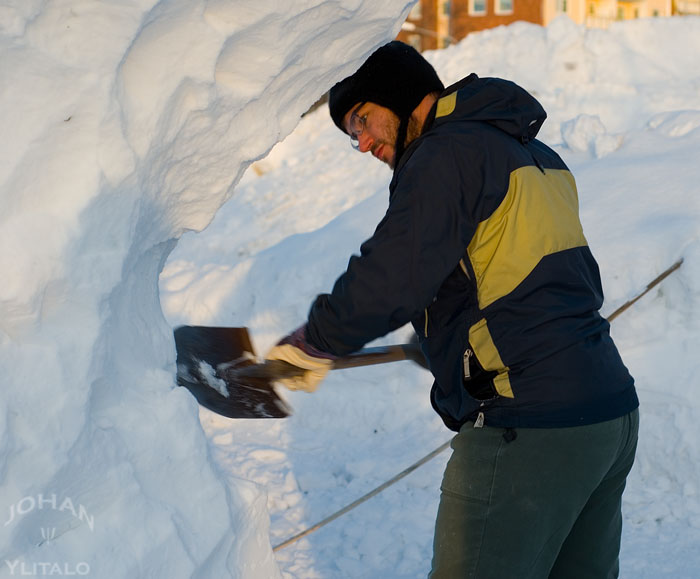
<box><xmin>342</xmin><ymin>102</ymin><xmax>400</xmax><ymax>168</ymax></box>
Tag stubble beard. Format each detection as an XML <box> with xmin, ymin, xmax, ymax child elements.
<box><xmin>371</xmin><ymin>113</ymin><xmax>400</xmax><ymax>169</ymax></box>
<box><xmin>372</xmin><ymin>112</ymin><xmax>422</xmax><ymax>169</ymax></box>
<box><xmin>405</xmin><ymin>114</ymin><xmax>422</xmax><ymax>145</ymax></box>
<box><xmin>388</xmin><ymin>114</ymin><xmax>422</xmax><ymax>169</ymax></box>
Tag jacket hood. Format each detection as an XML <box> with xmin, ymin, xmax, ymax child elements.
<box><xmin>429</xmin><ymin>74</ymin><xmax>547</xmax><ymax>144</ymax></box>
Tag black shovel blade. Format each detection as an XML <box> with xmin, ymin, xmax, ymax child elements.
<box><xmin>174</xmin><ymin>325</ymin><xmax>291</xmax><ymax>419</ymax></box>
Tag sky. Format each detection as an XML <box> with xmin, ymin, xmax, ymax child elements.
<box><xmin>2</xmin><ymin>1</ymin><xmax>700</xmax><ymax>577</ymax></box>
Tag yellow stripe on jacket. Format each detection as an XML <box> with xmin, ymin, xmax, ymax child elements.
<box><xmin>468</xmin><ymin>166</ymin><xmax>588</xmax><ymax>310</ymax></box>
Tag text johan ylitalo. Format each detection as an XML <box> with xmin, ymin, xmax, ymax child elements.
<box><xmin>3</xmin><ymin>493</ymin><xmax>95</xmax><ymax>576</ymax></box>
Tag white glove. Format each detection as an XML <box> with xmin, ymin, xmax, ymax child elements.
<box><xmin>265</xmin><ymin>325</ymin><xmax>336</xmax><ymax>392</ymax></box>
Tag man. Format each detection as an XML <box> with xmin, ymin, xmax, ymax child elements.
<box><xmin>267</xmin><ymin>41</ymin><xmax>639</xmax><ymax>578</ymax></box>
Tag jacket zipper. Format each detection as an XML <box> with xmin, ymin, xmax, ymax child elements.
<box><xmin>462</xmin><ymin>256</ymin><xmax>485</xmax><ymax>428</ymax></box>
<box><xmin>465</xmin><ymin>348</ymin><xmax>486</xmax><ymax>427</ymax></box>
<box><xmin>463</xmin><ymin>348</ymin><xmax>472</xmax><ymax>379</ymax></box>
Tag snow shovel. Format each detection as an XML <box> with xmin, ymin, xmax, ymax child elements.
<box><xmin>174</xmin><ymin>325</ymin><xmax>427</xmax><ymax>419</ymax></box>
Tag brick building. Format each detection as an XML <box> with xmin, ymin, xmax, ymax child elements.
<box><xmin>397</xmin><ymin>0</ymin><xmax>542</xmax><ymax>51</ymax></box>
<box><xmin>397</xmin><ymin>0</ymin><xmax>678</xmax><ymax>51</ymax></box>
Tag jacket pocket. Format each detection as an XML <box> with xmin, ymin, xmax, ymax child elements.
<box><xmin>462</xmin><ymin>346</ymin><xmax>500</xmax><ymax>401</ymax></box>
<box><xmin>468</xmin><ymin>318</ymin><xmax>514</xmax><ymax>399</ymax></box>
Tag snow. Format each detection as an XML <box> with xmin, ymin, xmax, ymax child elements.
<box><xmin>1</xmin><ymin>2</ymin><xmax>698</xmax><ymax>578</ymax></box>
<box><xmin>0</xmin><ymin>1</ymin><xmax>414</xmax><ymax>577</ymax></box>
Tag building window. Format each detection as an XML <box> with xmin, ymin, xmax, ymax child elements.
<box><xmin>443</xmin><ymin>0</ymin><xmax>452</xmax><ymax>15</ymax></box>
<box><xmin>409</xmin><ymin>2</ymin><xmax>422</xmax><ymax>19</ymax></box>
<box><xmin>470</xmin><ymin>0</ymin><xmax>487</xmax><ymax>15</ymax></box>
<box><xmin>495</xmin><ymin>0</ymin><xmax>513</xmax><ymax>14</ymax></box>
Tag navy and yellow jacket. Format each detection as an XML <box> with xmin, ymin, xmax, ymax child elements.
<box><xmin>307</xmin><ymin>74</ymin><xmax>638</xmax><ymax>430</ymax></box>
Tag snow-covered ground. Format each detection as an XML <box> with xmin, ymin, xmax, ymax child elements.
<box><xmin>1</xmin><ymin>1</ymin><xmax>699</xmax><ymax>577</ymax></box>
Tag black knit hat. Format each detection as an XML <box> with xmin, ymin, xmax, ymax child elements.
<box><xmin>329</xmin><ymin>41</ymin><xmax>444</xmax><ymax>134</ymax></box>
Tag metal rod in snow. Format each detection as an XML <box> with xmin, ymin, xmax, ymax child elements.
<box><xmin>607</xmin><ymin>258</ymin><xmax>683</xmax><ymax>322</ymax></box>
<box><xmin>272</xmin><ymin>440</ymin><xmax>452</xmax><ymax>552</ymax></box>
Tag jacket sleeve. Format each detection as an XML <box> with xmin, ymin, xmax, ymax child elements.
<box><xmin>306</xmin><ymin>135</ymin><xmax>484</xmax><ymax>356</ymax></box>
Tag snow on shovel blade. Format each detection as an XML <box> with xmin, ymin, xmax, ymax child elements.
<box><xmin>174</xmin><ymin>325</ymin><xmax>291</xmax><ymax>419</ymax></box>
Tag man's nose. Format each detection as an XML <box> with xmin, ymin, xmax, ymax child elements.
<box><xmin>357</xmin><ymin>131</ymin><xmax>373</xmax><ymax>153</ymax></box>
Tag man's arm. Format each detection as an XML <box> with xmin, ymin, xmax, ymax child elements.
<box><xmin>306</xmin><ymin>136</ymin><xmax>481</xmax><ymax>356</ymax></box>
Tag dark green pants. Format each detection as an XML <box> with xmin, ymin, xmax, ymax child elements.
<box><xmin>430</xmin><ymin>409</ymin><xmax>639</xmax><ymax>579</ymax></box>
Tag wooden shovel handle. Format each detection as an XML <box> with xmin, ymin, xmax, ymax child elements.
<box><xmin>232</xmin><ymin>343</ymin><xmax>426</xmax><ymax>381</ymax></box>
<box><xmin>332</xmin><ymin>343</ymin><xmax>426</xmax><ymax>369</ymax></box>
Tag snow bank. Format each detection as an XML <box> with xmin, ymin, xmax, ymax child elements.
<box><xmin>0</xmin><ymin>1</ymin><xmax>415</xmax><ymax>576</ymax></box>
<box><xmin>429</xmin><ymin>15</ymin><xmax>700</xmax><ymax>144</ymax></box>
